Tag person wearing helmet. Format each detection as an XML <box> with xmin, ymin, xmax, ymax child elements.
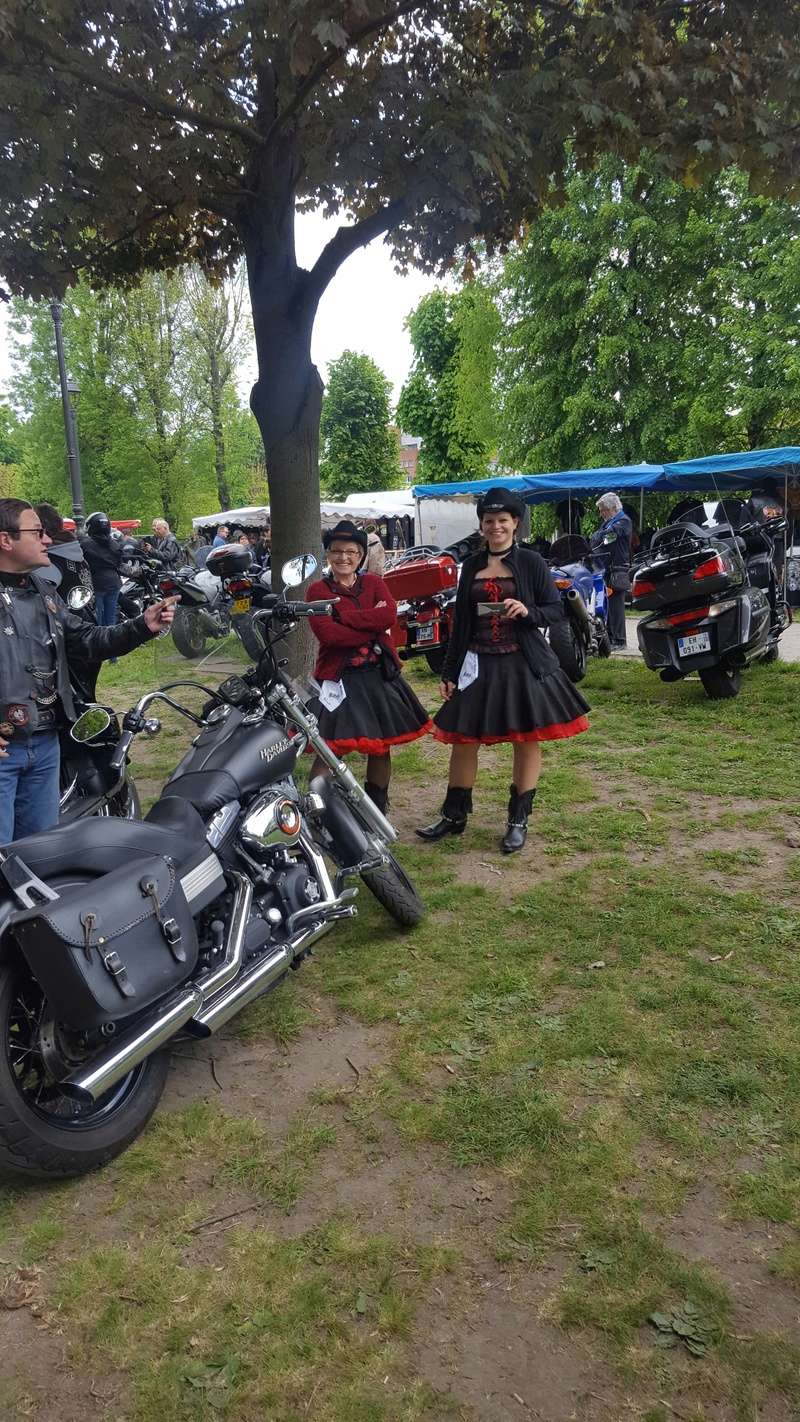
<box><xmin>81</xmin><ymin>511</ymin><xmax>123</xmax><ymax>632</ymax></box>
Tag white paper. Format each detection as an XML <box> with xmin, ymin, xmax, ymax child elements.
<box><xmin>319</xmin><ymin>679</ymin><xmax>347</xmax><ymax>711</ymax></box>
<box><xmin>457</xmin><ymin>650</ymin><xmax>479</xmax><ymax>692</ymax></box>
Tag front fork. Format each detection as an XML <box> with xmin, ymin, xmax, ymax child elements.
<box><xmin>267</xmin><ymin>683</ymin><xmax>398</xmax><ymax>845</ymax></box>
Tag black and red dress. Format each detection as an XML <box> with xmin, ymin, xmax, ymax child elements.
<box><xmin>433</xmin><ymin>547</ymin><xmax>590</xmax><ymax>746</ymax></box>
<box><xmin>307</xmin><ymin>570</ymin><xmax>432</xmax><ymax>756</ymax></box>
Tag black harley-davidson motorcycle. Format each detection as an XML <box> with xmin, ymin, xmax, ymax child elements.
<box><xmin>0</xmin><ymin>552</ymin><xmax>424</xmax><ymax>1178</ymax></box>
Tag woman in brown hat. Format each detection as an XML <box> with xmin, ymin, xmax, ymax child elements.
<box><xmin>417</xmin><ymin>488</ymin><xmax>590</xmax><ymax>853</ymax></box>
<box><xmin>306</xmin><ymin>520</ymin><xmax>431</xmax><ymax>813</ymax></box>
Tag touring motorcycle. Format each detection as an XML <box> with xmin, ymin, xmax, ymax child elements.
<box><xmin>0</xmin><ymin>553</ymin><xmax>424</xmax><ymax>1179</ymax></box>
<box><xmin>632</xmin><ymin>494</ymin><xmax>791</xmax><ymax>699</ymax></box>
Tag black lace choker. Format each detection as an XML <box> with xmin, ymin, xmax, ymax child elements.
<box><xmin>487</xmin><ymin>544</ymin><xmax>514</xmax><ymax>557</ymax></box>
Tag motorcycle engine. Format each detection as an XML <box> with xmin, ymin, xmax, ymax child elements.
<box><xmin>274</xmin><ymin>862</ymin><xmax>322</xmax><ymax>919</ymax></box>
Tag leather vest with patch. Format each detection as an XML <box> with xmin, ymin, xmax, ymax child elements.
<box><xmin>0</xmin><ymin>575</ymin><xmax>77</xmax><ymax>737</ymax></box>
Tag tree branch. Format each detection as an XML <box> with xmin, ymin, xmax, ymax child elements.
<box><xmin>265</xmin><ymin>1</ymin><xmax>432</xmax><ymax>147</ymax></box>
<box><xmin>307</xmin><ymin>198</ymin><xmax>408</xmax><ymax>304</ymax></box>
<box><xmin>18</xmin><ymin>21</ymin><xmax>265</xmax><ymax>148</ymax></box>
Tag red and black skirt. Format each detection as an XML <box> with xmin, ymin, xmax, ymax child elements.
<box><xmin>310</xmin><ymin>664</ymin><xmax>432</xmax><ymax>756</ymax></box>
<box><xmin>433</xmin><ymin>650</ymin><xmax>590</xmax><ymax>746</ymax></box>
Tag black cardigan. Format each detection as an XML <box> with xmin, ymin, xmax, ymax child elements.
<box><xmin>441</xmin><ymin>543</ymin><xmax>563</xmax><ymax>684</ymax></box>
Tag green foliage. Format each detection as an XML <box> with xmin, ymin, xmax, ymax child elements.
<box><xmin>7</xmin><ymin>273</ymin><xmax>257</xmax><ymax>530</ymax></box>
<box><xmin>0</xmin><ymin>401</ymin><xmax>22</xmax><ymax>464</ymax></box>
<box><xmin>496</xmin><ymin>156</ymin><xmax>800</xmax><ymax>473</ymax></box>
<box><xmin>320</xmin><ymin>351</ymin><xmax>400</xmax><ymax>498</ymax></box>
<box><xmin>396</xmin><ymin>285</ymin><xmax>499</xmax><ymax>482</ymax></box>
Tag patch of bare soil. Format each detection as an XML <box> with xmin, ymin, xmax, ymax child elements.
<box><xmin>0</xmin><ymin>1271</ymin><xmax>128</xmax><ymax>1420</ymax></box>
<box><xmin>659</xmin><ymin>1180</ymin><xmax>800</xmax><ymax>1340</ymax></box>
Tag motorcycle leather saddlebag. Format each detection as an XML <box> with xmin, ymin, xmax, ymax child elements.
<box><xmin>384</xmin><ymin>554</ymin><xmax>458</xmax><ymax>601</ymax></box>
<box><xmin>12</xmin><ymin>854</ymin><xmax>199</xmax><ymax>1030</ymax></box>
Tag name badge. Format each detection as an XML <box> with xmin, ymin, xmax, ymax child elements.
<box><xmin>457</xmin><ymin>650</ymin><xmax>479</xmax><ymax>692</ymax></box>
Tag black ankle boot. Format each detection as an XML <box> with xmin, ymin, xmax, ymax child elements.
<box><xmin>416</xmin><ymin>786</ymin><xmax>473</xmax><ymax>841</ymax></box>
<box><xmin>364</xmin><ymin>781</ymin><xmax>389</xmax><ymax>815</ymax></box>
<box><xmin>501</xmin><ymin>784</ymin><xmax>536</xmax><ymax>855</ymax></box>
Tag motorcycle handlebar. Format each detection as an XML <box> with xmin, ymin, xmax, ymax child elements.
<box><xmin>109</xmin><ymin>730</ymin><xmax>134</xmax><ymax>770</ymax></box>
<box><xmin>254</xmin><ymin>597</ymin><xmax>338</xmax><ymax>622</ymax></box>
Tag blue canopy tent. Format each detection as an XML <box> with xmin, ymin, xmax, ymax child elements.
<box><xmin>414</xmin><ymin>446</ymin><xmax>800</xmax><ymax>504</ymax></box>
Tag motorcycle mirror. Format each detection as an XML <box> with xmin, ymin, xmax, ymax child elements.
<box><xmin>67</xmin><ymin>586</ymin><xmax>94</xmax><ymax>612</ymax></box>
<box><xmin>70</xmin><ymin>705</ymin><xmax>113</xmax><ymax>743</ymax></box>
<box><xmin>281</xmin><ymin>553</ymin><xmax>318</xmax><ymax>588</ymax></box>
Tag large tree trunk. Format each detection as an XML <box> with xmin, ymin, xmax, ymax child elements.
<box><xmin>244</xmin><ymin>210</ymin><xmax>324</xmax><ymax>678</ymax></box>
<box><xmin>208</xmin><ymin>350</ymin><xmax>231</xmax><ymax>509</ymax></box>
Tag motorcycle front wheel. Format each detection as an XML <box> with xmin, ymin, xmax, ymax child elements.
<box><xmin>361</xmin><ymin>852</ymin><xmax>425</xmax><ymax>928</ymax></box>
<box><xmin>171</xmin><ymin>607</ymin><xmax>207</xmax><ymax>658</ymax></box>
<box><xmin>0</xmin><ymin>959</ymin><xmax>169</xmax><ymax>1178</ymax></box>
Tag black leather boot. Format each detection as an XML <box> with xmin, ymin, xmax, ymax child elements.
<box><xmin>501</xmin><ymin>785</ymin><xmax>536</xmax><ymax>855</ymax></box>
<box><xmin>416</xmin><ymin>787</ymin><xmax>473</xmax><ymax>841</ymax></box>
<box><xmin>364</xmin><ymin>781</ymin><xmax>389</xmax><ymax>815</ymax></box>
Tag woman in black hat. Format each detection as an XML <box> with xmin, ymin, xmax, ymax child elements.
<box><xmin>417</xmin><ymin>488</ymin><xmax>590</xmax><ymax>853</ymax></box>
<box><xmin>306</xmin><ymin>520</ymin><xmax>431</xmax><ymax>812</ymax></box>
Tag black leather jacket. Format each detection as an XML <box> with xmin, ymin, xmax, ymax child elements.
<box><xmin>441</xmin><ymin>543</ymin><xmax>562</xmax><ymax>684</ymax></box>
<box><xmin>0</xmin><ymin>573</ymin><xmax>153</xmax><ymax>736</ymax></box>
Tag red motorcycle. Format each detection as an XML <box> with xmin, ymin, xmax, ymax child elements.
<box><xmin>383</xmin><ymin>548</ymin><xmax>459</xmax><ymax>675</ymax></box>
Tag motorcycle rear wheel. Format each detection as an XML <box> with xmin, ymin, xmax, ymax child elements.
<box><xmin>699</xmin><ymin>663</ymin><xmax>742</xmax><ymax>699</ymax></box>
<box><xmin>171</xmin><ymin>608</ymin><xmax>207</xmax><ymax>659</ymax></box>
<box><xmin>549</xmin><ymin>618</ymin><xmax>588</xmax><ymax>683</ymax></box>
<box><xmin>0</xmin><ymin>958</ymin><xmax>169</xmax><ymax>1178</ymax></box>
<box><xmin>361</xmin><ymin>853</ymin><xmax>425</xmax><ymax>928</ymax></box>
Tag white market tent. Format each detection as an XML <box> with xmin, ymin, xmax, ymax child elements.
<box><xmin>192</xmin><ymin>490</ymin><xmax>415</xmax><ymax>532</ymax></box>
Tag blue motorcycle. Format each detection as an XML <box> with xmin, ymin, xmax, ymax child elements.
<box><xmin>547</xmin><ymin>535</ymin><xmax>612</xmax><ymax>682</ymax></box>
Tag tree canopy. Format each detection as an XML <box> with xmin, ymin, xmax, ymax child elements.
<box><xmin>495</xmin><ymin>157</ymin><xmax>800</xmax><ymax>472</ymax></box>
<box><xmin>320</xmin><ymin>350</ymin><xmax>400</xmax><ymax>498</ymax></box>
<box><xmin>2</xmin><ymin>0</ymin><xmax>798</xmax><ymax>621</ymax></box>
<box><xmin>397</xmin><ymin>285</ymin><xmax>499</xmax><ymax>482</ymax></box>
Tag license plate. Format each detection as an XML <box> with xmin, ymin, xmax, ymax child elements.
<box><xmin>232</xmin><ymin>596</ymin><xmax>251</xmax><ymax>614</ymax></box>
<box><xmin>414</xmin><ymin>623</ymin><xmax>436</xmax><ymax>644</ymax></box>
<box><xmin>677</xmin><ymin>631</ymin><xmax>711</xmax><ymax>657</ymax></box>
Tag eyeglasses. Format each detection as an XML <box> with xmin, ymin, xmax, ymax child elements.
<box><xmin>4</xmin><ymin>525</ymin><xmax>46</xmax><ymax>540</ymax></box>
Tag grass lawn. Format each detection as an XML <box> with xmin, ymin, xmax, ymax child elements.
<box><xmin>1</xmin><ymin>632</ymin><xmax>799</xmax><ymax>1421</ymax></box>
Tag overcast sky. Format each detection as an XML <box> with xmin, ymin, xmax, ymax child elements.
<box><xmin>0</xmin><ymin>210</ymin><xmax>442</xmax><ymax>410</ymax></box>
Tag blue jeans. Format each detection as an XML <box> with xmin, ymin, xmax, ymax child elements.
<box><xmin>95</xmin><ymin>590</ymin><xmax>119</xmax><ymax>627</ymax></box>
<box><xmin>95</xmin><ymin>589</ymin><xmax>120</xmax><ymax>663</ymax></box>
<box><xmin>0</xmin><ymin>732</ymin><xmax>61</xmax><ymax>845</ymax></box>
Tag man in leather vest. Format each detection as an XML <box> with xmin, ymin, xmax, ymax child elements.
<box><xmin>0</xmin><ymin>498</ymin><xmax>178</xmax><ymax>844</ymax></box>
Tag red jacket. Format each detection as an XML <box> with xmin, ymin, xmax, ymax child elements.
<box><xmin>307</xmin><ymin>571</ymin><xmax>401</xmax><ymax>682</ymax></box>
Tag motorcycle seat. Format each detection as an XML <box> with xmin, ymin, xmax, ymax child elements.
<box><xmin>4</xmin><ymin>808</ymin><xmax>208</xmax><ymax>881</ymax></box>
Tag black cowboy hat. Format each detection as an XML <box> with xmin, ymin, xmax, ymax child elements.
<box><xmin>475</xmin><ymin>486</ymin><xmax>526</xmax><ymax>522</ymax></box>
<box><xmin>323</xmin><ymin>519</ymin><xmax>368</xmax><ymax>565</ymax></box>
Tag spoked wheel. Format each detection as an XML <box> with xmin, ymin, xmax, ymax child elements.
<box><xmin>698</xmin><ymin>663</ymin><xmax>742</xmax><ymax>700</ymax></box>
<box><xmin>0</xmin><ymin>961</ymin><xmax>169</xmax><ymax>1178</ymax></box>
<box><xmin>361</xmin><ymin>852</ymin><xmax>425</xmax><ymax>928</ymax></box>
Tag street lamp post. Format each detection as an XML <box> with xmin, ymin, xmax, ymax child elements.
<box><xmin>50</xmin><ymin>300</ymin><xmax>85</xmax><ymax>530</ymax></box>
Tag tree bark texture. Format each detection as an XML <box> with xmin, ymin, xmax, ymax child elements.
<box><xmin>209</xmin><ymin>349</ymin><xmax>231</xmax><ymax>510</ymax></box>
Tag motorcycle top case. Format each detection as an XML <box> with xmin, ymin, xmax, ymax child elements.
<box><xmin>631</xmin><ymin>538</ymin><xmax>741</xmax><ymax>611</ymax></box>
<box><xmin>384</xmin><ymin>554</ymin><xmax>458</xmax><ymax>602</ymax></box>
<box><xmin>11</xmin><ymin>853</ymin><xmax>199</xmax><ymax>1030</ymax></box>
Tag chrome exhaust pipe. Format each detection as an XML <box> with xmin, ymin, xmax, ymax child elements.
<box><xmin>192</xmin><ymin>917</ymin><xmax>338</xmax><ymax>1035</ymax></box>
<box><xmin>62</xmin><ymin>987</ymin><xmax>203</xmax><ymax>1103</ymax></box>
<box><xmin>565</xmin><ymin>587</ymin><xmax>591</xmax><ymax>629</ymax></box>
<box><xmin>195</xmin><ymin>871</ymin><xmax>251</xmax><ymax>999</ymax></box>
